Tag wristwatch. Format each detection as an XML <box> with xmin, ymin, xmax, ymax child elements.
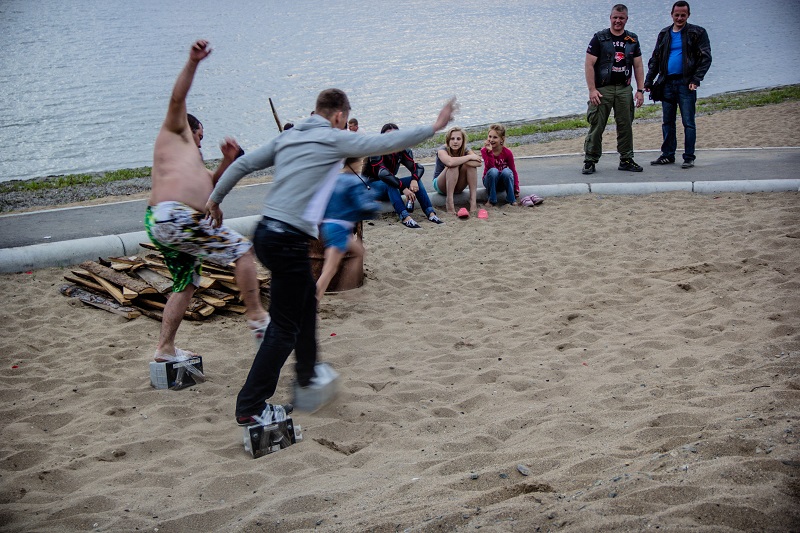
<box><xmin>636</xmin><ymin>89</ymin><xmax>644</xmax><ymax>93</ymax></box>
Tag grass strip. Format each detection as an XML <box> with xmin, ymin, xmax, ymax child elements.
<box><xmin>420</xmin><ymin>83</ymin><xmax>800</xmax><ymax>149</ymax></box>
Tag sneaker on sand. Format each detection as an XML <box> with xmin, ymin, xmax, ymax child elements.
<box><xmin>618</xmin><ymin>159</ymin><xmax>643</xmax><ymax>172</ymax></box>
<box><xmin>582</xmin><ymin>162</ymin><xmax>596</xmax><ymax>175</ymax></box>
<box><xmin>236</xmin><ymin>403</ymin><xmax>294</xmax><ymax>426</ymax></box>
<box><xmin>650</xmin><ymin>155</ymin><xmax>675</xmax><ymax>165</ymax></box>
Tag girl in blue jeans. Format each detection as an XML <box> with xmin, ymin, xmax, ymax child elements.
<box><xmin>480</xmin><ymin>124</ymin><xmax>520</xmax><ymax>206</ymax></box>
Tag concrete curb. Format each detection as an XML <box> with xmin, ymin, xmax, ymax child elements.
<box><xmin>693</xmin><ymin>179</ymin><xmax>800</xmax><ymax>194</ymax></box>
<box><xmin>1</xmin><ymin>181</ymin><xmax>797</xmax><ymax>274</ymax></box>
<box><xmin>0</xmin><ymin>215</ymin><xmax>261</xmax><ymax>274</ymax></box>
<box><xmin>591</xmin><ymin>181</ymin><xmax>693</xmax><ymax>195</ymax></box>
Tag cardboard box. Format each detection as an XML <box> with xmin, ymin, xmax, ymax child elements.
<box><xmin>292</xmin><ymin>362</ymin><xmax>339</xmax><ymax>412</ymax></box>
<box><xmin>243</xmin><ymin>418</ymin><xmax>303</xmax><ymax>458</ymax></box>
<box><xmin>149</xmin><ymin>356</ymin><xmax>204</xmax><ymax>390</ymax></box>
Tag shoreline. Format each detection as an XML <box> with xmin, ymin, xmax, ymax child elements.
<box><xmin>1</xmin><ymin>85</ymin><xmax>798</xmax><ymax>214</ymax></box>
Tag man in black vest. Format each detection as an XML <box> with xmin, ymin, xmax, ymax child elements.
<box><xmin>582</xmin><ymin>4</ymin><xmax>645</xmax><ymax>175</ymax></box>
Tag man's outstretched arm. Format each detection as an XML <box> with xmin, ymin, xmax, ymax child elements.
<box><xmin>163</xmin><ymin>39</ymin><xmax>211</xmax><ymax>134</ymax></box>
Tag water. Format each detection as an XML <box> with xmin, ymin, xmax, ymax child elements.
<box><xmin>1</xmin><ymin>0</ymin><xmax>799</xmax><ymax>183</ymax></box>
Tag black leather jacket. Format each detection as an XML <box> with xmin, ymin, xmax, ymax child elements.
<box><xmin>363</xmin><ymin>149</ymin><xmax>422</xmax><ymax>190</ymax></box>
<box><xmin>645</xmin><ymin>23</ymin><xmax>712</xmax><ymax>88</ymax></box>
<box><xmin>592</xmin><ymin>29</ymin><xmax>641</xmax><ymax>88</ymax></box>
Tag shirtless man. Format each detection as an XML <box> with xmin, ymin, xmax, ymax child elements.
<box><xmin>145</xmin><ymin>39</ymin><xmax>268</xmax><ymax>362</ymax></box>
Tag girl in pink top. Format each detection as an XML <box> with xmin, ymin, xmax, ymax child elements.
<box><xmin>480</xmin><ymin>124</ymin><xmax>520</xmax><ymax>206</ymax></box>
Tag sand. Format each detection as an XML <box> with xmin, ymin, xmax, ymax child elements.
<box><xmin>1</xmin><ymin>103</ymin><xmax>799</xmax><ymax>532</ymax></box>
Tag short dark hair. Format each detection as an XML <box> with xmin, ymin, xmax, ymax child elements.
<box><xmin>315</xmin><ymin>89</ymin><xmax>351</xmax><ymax>117</ymax></box>
<box><xmin>283</xmin><ymin>122</ymin><xmax>294</xmax><ymax>131</ymax></box>
<box><xmin>187</xmin><ymin>114</ymin><xmax>202</xmax><ymax>133</ymax></box>
<box><xmin>672</xmin><ymin>1</ymin><xmax>690</xmax><ymax>14</ymax></box>
<box><xmin>348</xmin><ymin>118</ymin><xmax>358</xmax><ymax>126</ymax></box>
<box><xmin>380</xmin><ymin>123</ymin><xmax>399</xmax><ymax>134</ymax></box>
<box><xmin>612</xmin><ymin>4</ymin><xmax>628</xmax><ymax>13</ymax></box>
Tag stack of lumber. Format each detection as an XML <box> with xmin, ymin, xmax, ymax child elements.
<box><xmin>59</xmin><ymin>242</ymin><xmax>270</xmax><ymax>321</ymax></box>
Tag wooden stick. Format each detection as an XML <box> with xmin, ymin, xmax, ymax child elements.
<box><xmin>134</xmin><ymin>306</ymin><xmax>163</xmax><ymax>321</ymax></box>
<box><xmin>269</xmin><ymin>98</ymin><xmax>284</xmax><ymax>132</ymax></box>
<box><xmin>64</xmin><ymin>273</ymin><xmax>106</xmax><ymax>292</ymax></box>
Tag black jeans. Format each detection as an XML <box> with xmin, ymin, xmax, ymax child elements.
<box><xmin>235</xmin><ymin>218</ymin><xmax>318</xmax><ymax>417</ymax></box>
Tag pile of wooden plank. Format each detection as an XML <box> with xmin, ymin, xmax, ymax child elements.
<box><xmin>59</xmin><ymin>242</ymin><xmax>270</xmax><ymax>321</ymax></box>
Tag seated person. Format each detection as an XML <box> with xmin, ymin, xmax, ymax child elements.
<box><xmin>317</xmin><ymin>157</ymin><xmax>381</xmax><ymax>302</ymax></box>
<box><xmin>362</xmin><ymin>123</ymin><xmax>444</xmax><ymax>229</ymax></box>
<box><xmin>432</xmin><ymin>126</ymin><xmax>482</xmax><ymax>216</ymax></box>
<box><xmin>481</xmin><ymin>123</ymin><xmax>520</xmax><ymax>206</ymax></box>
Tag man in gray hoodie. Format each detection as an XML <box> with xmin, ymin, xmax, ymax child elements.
<box><xmin>206</xmin><ymin>89</ymin><xmax>457</xmax><ymax>425</ymax></box>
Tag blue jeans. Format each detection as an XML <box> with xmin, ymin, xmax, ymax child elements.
<box><xmin>660</xmin><ymin>79</ymin><xmax>697</xmax><ymax>162</ymax></box>
<box><xmin>483</xmin><ymin>168</ymin><xmax>515</xmax><ymax>204</ymax></box>
<box><xmin>371</xmin><ymin>168</ymin><xmax>435</xmax><ymax>220</ymax></box>
<box><xmin>235</xmin><ymin>218</ymin><xmax>317</xmax><ymax>418</ymax></box>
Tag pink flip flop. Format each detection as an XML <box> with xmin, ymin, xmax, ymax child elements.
<box><xmin>521</xmin><ymin>194</ymin><xmax>544</xmax><ymax>207</ymax></box>
<box><xmin>477</xmin><ymin>209</ymin><xmax>488</xmax><ymax>219</ymax></box>
<box><xmin>457</xmin><ymin>207</ymin><xmax>470</xmax><ymax>219</ymax></box>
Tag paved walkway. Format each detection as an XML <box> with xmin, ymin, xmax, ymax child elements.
<box><xmin>1</xmin><ymin>148</ymin><xmax>798</xmax><ymax>273</ymax></box>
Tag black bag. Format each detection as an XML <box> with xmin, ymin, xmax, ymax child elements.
<box><xmin>649</xmin><ymin>77</ymin><xmax>665</xmax><ymax>102</ymax></box>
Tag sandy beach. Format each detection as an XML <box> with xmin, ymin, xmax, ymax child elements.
<box><xmin>1</xmin><ymin>103</ymin><xmax>799</xmax><ymax>532</ymax></box>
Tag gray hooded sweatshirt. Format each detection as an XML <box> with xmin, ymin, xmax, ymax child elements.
<box><xmin>210</xmin><ymin>114</ymin><xmax>434</xmax><ymax>238</ymax></box>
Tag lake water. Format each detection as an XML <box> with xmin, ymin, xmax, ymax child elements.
<box><xmin>1</xmin><ymin>0</ymin><xmax>799</xmax><ymax>182</ymax></box>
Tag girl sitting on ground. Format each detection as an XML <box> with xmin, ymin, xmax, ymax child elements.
<box><xmin>317</xmin><ymin>157</ymin><xmax>381</xmax><ymax>302</ymax></box>
<box><xmin>480</xmin><ymin>124</ymin><xmax>520</xmax><ymax>206</ymax></box>
<box><xmin>432</xmin><ymin>126</ymin><xmax>482</xmax><ymax>216</ymax></box>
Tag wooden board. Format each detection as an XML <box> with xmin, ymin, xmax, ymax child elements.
<box><xmin>135</xmin><ymin>267</ymin><xmax>174</xmax><ymax>294</ymax></box>
<box><xmin>89</xmin><ymin>272</ymin><xmax>129</xmax><ymax>305</ymax></box>
<box><xmin>197</xmin><ymin>293</ymin><xmax>227</xmax><ymax>308</ymax></box>
<box><xmin>60</xmin><ymin>284</ymin><xmax>140</xmax><ymax>319</ymax></box>
<box><xmin>80</xmin><ymin>261</ymin><xmax>156</xmax><ymax>294</ymax></box>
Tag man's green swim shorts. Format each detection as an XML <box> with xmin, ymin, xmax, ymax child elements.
<box><xmin>144</xmin><ymin>201</ymin><xmax>252</xmax><ymax>292</ymax></box>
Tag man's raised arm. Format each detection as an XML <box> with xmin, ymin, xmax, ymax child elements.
<box><xmin>163</xmin><ymin>39</ymin><xmax>211</xmax><ymax>134</ymax></box>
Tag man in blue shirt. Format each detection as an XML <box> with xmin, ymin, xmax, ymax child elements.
<box><xmin>644</xmin><ymin>1</ymin><xmax>712</xmax><ymax>169</ymax></box>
